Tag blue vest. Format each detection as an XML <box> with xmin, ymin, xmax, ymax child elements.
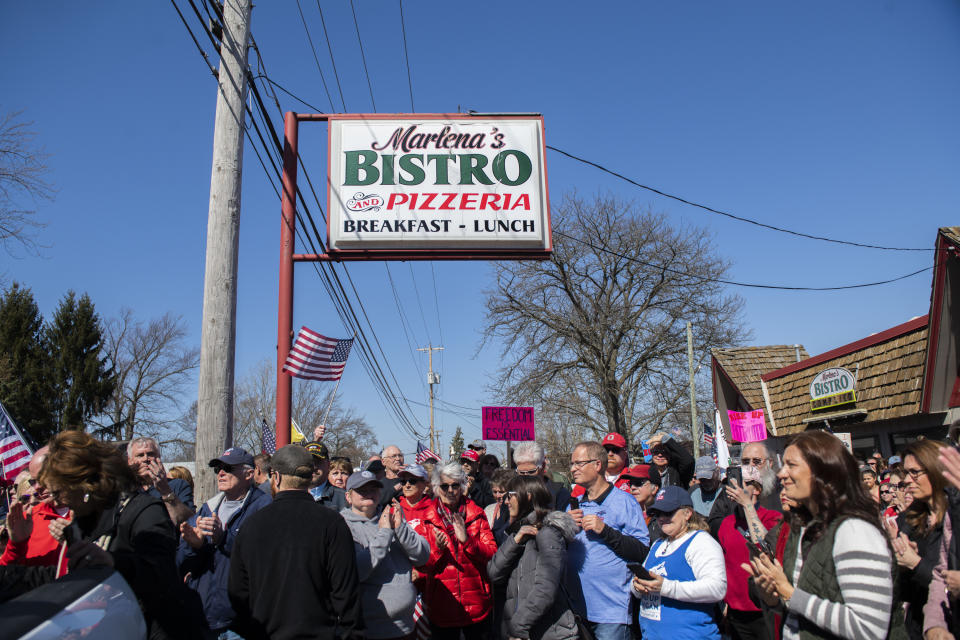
<box><xmin>638</xmin><ymin>531</ymin><xmax>719</xmax><ymax>640</ymax></box>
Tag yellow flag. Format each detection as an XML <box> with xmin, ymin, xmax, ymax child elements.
<box><xmin>291</xmin><ymin>417</ymin><xmax>306</xmax><ymax>444</ymax></box>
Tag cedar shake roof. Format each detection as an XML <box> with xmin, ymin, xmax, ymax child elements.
<box><xmin>939</xmin><ymin>226</ymin><xmax>960</xmax><ymax>246</ymax></box>
<box><xmin>712</xmin><ymin>345</ymin><xmax>809</xmax><ymax>411</ymax></box>
<box><xmin>762</xmin><ymin>316</ymin><xmax>929</xmax><ymax>436</ymax></box>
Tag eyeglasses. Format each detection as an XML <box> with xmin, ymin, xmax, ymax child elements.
<box><xmin>904</xmin><ymin>468</ymin><xmax>927</xmax><ymax>480</ymax></box>
<box><xmin>438</xmin><ymin>483</ymin><xmax>461</xmax><ymax>492</ymax></box>
<box><xmin>741</xmin><ymin>457</ymin><xmax>765</xmax><ymax>467</ymax></box>
<box><xmin>506</xmin><ymin>491</ymin><xmax>518</xmax><ymax>498</ymax></box>
<box><xmin>400</xmin><ymin>477</ymin><xmax>423</xmax><ymax>486</ymax></box>
<box><xmin>18</xmin><ymin>494</ymin><xmax>32</xmax><ymax>503</ymax></box>
<box><xmin>570</xmin><ymin>459</ymin><xmax>599</xmax><ymax>469</ymax></box>
<box><xmin>515</xmin><ymin>467</ymin><xmax>540</xmax><ymax>476</ymax></box>
<box><xmin>383</xmin><ymin>454</ymin><xmax>404</xmax><ymax>460</ymax></box>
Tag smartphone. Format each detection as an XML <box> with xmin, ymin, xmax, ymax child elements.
<box><xmin>568</xmin><ymin>496</ymin><xmax>580</xmax><ymax>511</ymax></box>
<box><xmin>626</xmin><ymin>562</ymin><xmax>652</xmax><ymax>580</ymax></box>
<box><xmin>737</xmin><ymin>526</ymin><xmax>773</xmax><ymax>559</ymax></box>
<box><xmin>725</xmin><ymin>465</ymin><xmax>742</xmax><ymax>486</ymax></box>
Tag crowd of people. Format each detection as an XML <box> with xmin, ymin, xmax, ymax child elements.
<box><xmin>5</xmin><ymin>424</ymin><xmax>960</xmax><ymax>640</ymax></box>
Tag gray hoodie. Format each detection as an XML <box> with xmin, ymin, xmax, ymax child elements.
<box><xmin>340</xmin><ymin>507</ymin><xmax>431</xmax><ymax>639</ymax></box>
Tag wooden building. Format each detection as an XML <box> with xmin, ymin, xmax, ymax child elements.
<box><xmin>712</xmin><ymin>227</ymin><xmax>960</xmax><ymax>460</ymax></box>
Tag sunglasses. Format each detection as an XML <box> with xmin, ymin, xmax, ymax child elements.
<box><xmin>515</xmin><ymin>467</ymin><xmax>540</xmax><ymax>476</ymax></box>
<box><xmin>741</xmin><ymin>457</ymin><xmax>764</xmax><ymax>466</ymax></box>
<box><xmin>400</xmin><ymin>477</ymin><xmax>423</xmax><ymax>486</ymax></box>
<box><xmin>213</xmin><ymin>463</ymin><xmax>235</xmax><ymax>474</ymax></box>
<box><xmin>506</xmin><ymin>491</ymin><xmax>518</xmax><ymax>498</ymax></box>
<box><xmin>628</xmin><ymin>479</ymin><xmax>651</xmax><ymax>488</ymax></box>
<box><xmin>604</xmin><ymin>446</ymin><xmax>625</xmax><ymax>454</ymax></box>
<box><xmin>18</xmin><ymin>494</ymin><xmax>32</xmax><ymax>503</ymax></box>
<box><xmin>438</xmin><ymin>483</ymin><xmax>461</xmax><ymax>492</ymax></box>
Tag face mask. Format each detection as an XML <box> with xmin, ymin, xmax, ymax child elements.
<box><xmin>742</xmin><ymin>465</ymin><xmax>763</xmax><ymax>484</ymax></box>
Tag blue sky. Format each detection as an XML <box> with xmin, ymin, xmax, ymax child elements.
<box><xmin>2</xmin><ymin>1</ymin><xmax>959</xmax><ymax>457</ymax></box>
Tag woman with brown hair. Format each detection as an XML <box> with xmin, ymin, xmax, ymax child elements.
<box><xmin>888</xmin><ymin>440</ymin><xmax>948</xmax><ymax>639</ymax></box>
<box><xmin>743</xmin><ymin>430</ymin><xmax>894</xmax><ymax>640</ymax></box>
<box><xmin>40</xmin><ymin>430</ymin><xmax>203</xmax><ymax>639</ymax></box>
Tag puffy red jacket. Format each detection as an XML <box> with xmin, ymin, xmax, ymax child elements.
<box><xmin>421</xmin><ymin>497</ymin><xmax>497</xmax><ymax>627</ymax></box>
<box><xmin>0</xmin><ymin>501</ymin><xmax>66</xmax><ymax>567</ymax></box>
<box><xmin>400</xmin><ymin>495</ymin><xmax>445</xmax><ymax>588</ymax></box>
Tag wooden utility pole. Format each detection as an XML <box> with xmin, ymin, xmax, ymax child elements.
<box><xmin>687</xmin><ymin>322</ymin><xmax>699</xmax><ymax>459</ymax></box>
<box><xmin>195</xmin><ymin>0</ymin><xmax>252</xmax><ymax>503</ymax></box>
<box><xmin>417</xmin><ymin>345</ymin><xmax>444</xmax><ymax>453</ymax></box>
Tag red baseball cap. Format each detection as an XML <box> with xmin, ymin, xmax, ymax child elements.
<box><xmin>620</xmin><ymin>464</ymin><xmax>650</xmax><ymax>480</ymax></box>
<box><xmin>460</xmin><ymin>449</ymin><xmax>480</xmax><ymax>463</ymax></box>
<box><xmin>602</xmin><ymin>432</ymin><xmax>627</xmax><ymax>449</ymax></box>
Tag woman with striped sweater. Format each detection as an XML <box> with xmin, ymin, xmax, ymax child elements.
<box><xmin>743</xmin><ymin>430</ymin><xmax>897</xmax><ymax>640</ymax></box>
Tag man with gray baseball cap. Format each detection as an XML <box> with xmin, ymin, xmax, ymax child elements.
<box><xmin>228</xmin><ymin>445</ymin><xmax>363</xmax><ymax>639</ymax></box>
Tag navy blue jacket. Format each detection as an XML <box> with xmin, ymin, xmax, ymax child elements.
<box><xmin>177</xmin><ymin>486</ymin><xmax>271</xmax><ymax>631</ymax></box>
<box><xmin>311</xmin><ymin>482</ymin><xmax>348</xmax><ymax>512</ymax></box>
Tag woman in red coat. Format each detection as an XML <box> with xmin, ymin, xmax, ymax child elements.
<box><xmin>423</xmin><ymin>461</ymin><xmax>498</xmax><ymax>640</ymax></box>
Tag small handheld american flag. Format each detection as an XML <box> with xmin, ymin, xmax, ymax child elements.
<box><xmin>415</xmin><ymin>441</ymin><xmax>441</xmax><ymax>464</ymax></box>
<box><xmin>703</xmin><ymin>423</ymin><xmax>718</xmax><ymax>464</ymax></box>
<box><xmin>261</xmin><ymin>417</ymin><xmax>277</xmax><ymax>455</ymax></box>
<box><xmin>282</xmin><ymin>327</ymin><xmax>354</xmax><ymax>382</ymax></box>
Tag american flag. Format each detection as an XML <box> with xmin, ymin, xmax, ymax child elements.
<box><xmin>261</xmin><ymin>417</ymin><xmax>276</xmax><ymax>455</ymax></box>
<box><xmin>413</xmin><ymin>594</ymin><xmax>431</xmax><ymax>640</ymax></box>
<box><xmin>282</xmin><ymin>327</ymin><xmax>354</xmax><ymax>382</ymax></box>
<box><xmin>0</xmin><ymin>401</ymin><xmax>32</xmax><ymax>483</ymax></box>
<box><xmin>415</xmin><ymin>441</ymin><xmax>441</xmax><ymax>464</ymax></box>
<box><xmin>703</xmin><ymin>423</ymin><xmax>718</xmax><ymax>464</ymax></box>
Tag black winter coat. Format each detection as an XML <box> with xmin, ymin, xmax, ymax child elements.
<box><xmin>487</xmin><ymin>511</ymin><xmax>579</xmax><ymax>640</ymax></box>
<box><xmin>227</xmin><ymin>489</ymin><xmax>363</xmax><ymax>640</ymax></box>
<box><xmin>898</xmin><ymin>508</ymin><xmax>945</xmax><ymax>640</ymax></box>
<box><xmin>72</xmin><ymin>491</ymin><xmax>205</xmax><ymax>640</ymax></box>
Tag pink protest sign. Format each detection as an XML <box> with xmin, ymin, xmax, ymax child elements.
<box><xmin>482</xmin><ymin>406</ymin><xmax>535</xmax><ymax>441</ymax></box>
<box><xmin>728</xmin><ymin>409</ymin><xmax>767</xmax><ymax>442</ymax></box>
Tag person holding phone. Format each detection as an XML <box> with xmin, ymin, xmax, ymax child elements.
<box><xmin>717</xmin><ymin>477</ymin><xmax>783</xmax><ymax>640</ymax></box>
<box><xmin>632</xmin><ymin>486</ymin><xmax>726</xmax><ymax>640</ymax></box>
<box><xmin>487</xmin><ymin>475</ymin><xmax>579</xmax><ymax>640</ymax></box>
<box><xmin>742</xmin><ymin>431</ymin><xmax>895</xmax><ymax>640</ymax></box>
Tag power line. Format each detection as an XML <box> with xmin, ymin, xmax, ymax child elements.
<box><xmin>175</xmin><ymin>5</ymin><xmax>427</xmax><ymax>439</ymax></box>
<box><xmin>315</xmin><ymin>2</ymin><xmax>347</xmax><ymax>112</ymax></box>
<box><xmin>547</xmin><ymin>145</ymin><xmax>932</xmax><ymax>252</ymax></box>
<box><xmin>553</xmin><ymin>230</ymin><xmax>932</xmax><ymax>291</ymax></box>
<box><xmin>348</xmin><ymin>0</ymin><xmax>377</xmax><ymax>112</ymax></box>
<box><xmin>398</xmin><ymin>0</ymin><xmax>415</xmax><ymax>112</ymax></box>
<box><xmin>294</xmin><ymin>0</ymin><xmax>337</xmax><ymax>112</ymax></box>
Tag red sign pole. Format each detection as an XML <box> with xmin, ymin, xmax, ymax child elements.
<box><xmin>276</xmin><ymin>111</ymin><xmax>299</xmax><ymax>448</ymax></box>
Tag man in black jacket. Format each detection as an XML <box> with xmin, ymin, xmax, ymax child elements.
<box><xmin>228</xmin><ymin>445</ymin><xmax>363</xmax><ymax>640</ymax></box>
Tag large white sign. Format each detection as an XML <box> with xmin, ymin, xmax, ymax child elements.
<box><xmin>327</xmin><ymin>115</ymin><xmax>550</xmax><ymax>252</ymax></box>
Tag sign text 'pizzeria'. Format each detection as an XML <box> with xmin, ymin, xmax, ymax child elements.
<box><xmin>327</xmin><ymin>115</ymin><xmax>551</xmax><ymax>252</ymax></box>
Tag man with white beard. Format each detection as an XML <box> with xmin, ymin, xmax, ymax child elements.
<box><xmin>706</xmin><ymin>442</ymin><xmax>782</xmax><ymax>538</ymax></box>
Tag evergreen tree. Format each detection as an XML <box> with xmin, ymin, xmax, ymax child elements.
<box><xmin>46</xmin><ymin>291</ymin><xmax>114</xmax><ymax>430</ymax></box>
<box><xmin>450</xmin><ymin>425</ymin><xmax>465</xmax><ymax>459</ymax></box>
<box><xmin>0</xmin><ymin>283</ymin><xmax>54</xmax><ymax>443</ymax></box>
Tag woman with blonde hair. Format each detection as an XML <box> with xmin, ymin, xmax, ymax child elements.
<box><xmin>166</xmin><ymin>465</ymin><xmax>195</xmax><ymax>492</ymax></box>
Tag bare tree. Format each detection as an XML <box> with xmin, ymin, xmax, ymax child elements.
<box><xmin>0</xmin><ymin>111</ymin><xmax>53</xmax><ymax>257</ymax></box>
<box><xmin>91</xmin><ymin>310</ymin><xmax>200</xmax><ymax>442</ymax></box>
<box><xmin>234</xmin><ymin>359</ymin><xmax>378</xmax><ymax>466</ymax></box>
<box><xmin>482</xmin><ymin>193</ymin><xmax>749</xmax><ymax>451</ymax></box>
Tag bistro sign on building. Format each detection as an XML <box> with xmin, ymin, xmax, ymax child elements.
<box><xmin>327</xmin><ymin>115</ymin><xmax>550</xmax><ymax>252</ymax></box>
<box><xmin>809</xmin><ymin>367</ymin><xmax>857</xmax><ymax>411</ymax></box>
